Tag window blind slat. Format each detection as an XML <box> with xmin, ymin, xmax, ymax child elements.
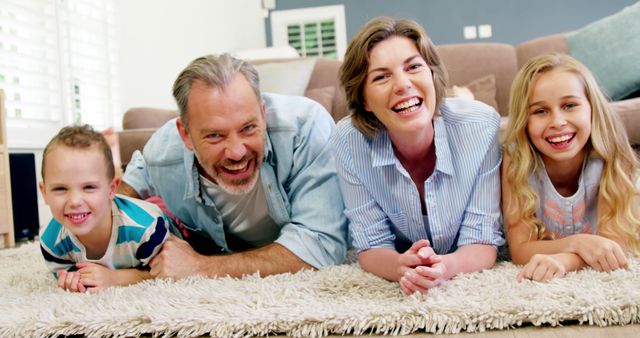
<box><xmin>1</xmin><ymin>0</ymin><xmax>119</xmax><ymax>140</ymax></box>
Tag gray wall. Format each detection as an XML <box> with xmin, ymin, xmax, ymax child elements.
<box><xmin>265</xmin><ymin>0</ymin><xmax>638</xmax><ymax>46</ymax></box>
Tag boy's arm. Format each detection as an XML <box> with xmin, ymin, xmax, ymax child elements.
<box><xmin>76</xmin><ymin>263</ymin><xmax>151</xmax><ymax>293</ymax></box>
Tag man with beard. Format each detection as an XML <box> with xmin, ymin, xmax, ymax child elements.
<box><xmin>119</xmin><ymin>54</ymin><xmax>347</xmax><ymax>279</ymax></box>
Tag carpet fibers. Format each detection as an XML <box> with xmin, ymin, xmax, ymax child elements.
<box><xmin>1</xmin><ymin>242</ymin><xmax>639</xmax><ymax>337</ymax></box>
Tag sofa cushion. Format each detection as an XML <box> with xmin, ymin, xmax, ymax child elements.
<box><xmin>566</xmin><ymin>2</ymin><xmax>640</xmax><ymax>100</ymax></box>
<box><xmin>254</xmin><ymin>58</ymin><xmax>316</xmax><ymax>97</ymax></box>
<box><xmin>464</xmin><ymin>74</ymin><xmax>499</xmax><ymax>112</ymax></box>
<box><xmin>305</xmin><ymin>86</ymin><xmax>335</xmax><ymax>114</ymax></box>
<box><xmin>611</xmin><ymin>97</ymin><xmax>640</xmax><ymax>145</ymax></box>
<box><xmin>437</xmin><ymin>43</ymin><xmax>517</xmax><ymax>116</ymax></box>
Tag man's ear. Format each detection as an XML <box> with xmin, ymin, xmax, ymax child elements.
<box><xmin>261</xmin><ymin>100</ymin><xmax>267</xmax><ymax>122</ymax></box>
<box><xmin>176</xmin><ymin>118</ymin><xmax>194</xmax><ymax>151</ymax></box>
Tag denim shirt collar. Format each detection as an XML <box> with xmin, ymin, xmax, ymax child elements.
<box><xmin>182</xmin><ymin>149</ymin><xmax>201</xmax><ymax>202</ymax></box>
<box><xmin>370</xmin><ymin>116</ymin><xmax>454</xmax><ymax>176</ymax></box>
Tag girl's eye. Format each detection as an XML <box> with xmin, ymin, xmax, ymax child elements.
<box><xmin>531</xmin><ymin>108</ymin><xmax>546</xmax><ymax>115</ymax></box>
<box><xmin>564</xmin><ymin>102</ymin><xmax>578</xmax><ymax>110</ymax></box>
<box><xmin>407</xmin><ymin>63</ymin><xmax>423</xmax><ymax>71</ymax></box>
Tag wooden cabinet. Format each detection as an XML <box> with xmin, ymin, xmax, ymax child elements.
<box><xmin>0</xmin><ymin>89</ymin><xmax>15</xmax><ymax>248</ymax></box>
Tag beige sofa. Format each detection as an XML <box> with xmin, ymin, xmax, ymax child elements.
<box><xmin>118</xmin><ymin>33</ymin><xmax>640</xmax><ymax>168</ymax></box>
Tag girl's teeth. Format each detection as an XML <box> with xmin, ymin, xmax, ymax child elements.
<box><xmin>548</xmin><ymin>134</ymin><xmax>572</xmax><ymax>143</ymax></box>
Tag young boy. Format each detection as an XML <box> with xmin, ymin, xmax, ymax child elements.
<box><xmin>39</xmin><ymin>125</ymin><xmax>169</xmax><ymax>293</ymax></box>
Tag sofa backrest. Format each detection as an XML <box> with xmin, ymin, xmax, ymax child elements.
<box><xmin>516</xmin><ymin>33</ymin><xmax>569</xmax><ymax>68</ymax></box>
<box><xmin>437</xmin><ymin>43</ymin><xmax>518</xmax><ymax>116</ymax></box>
<box><xmin>123</xmin><ymin>107</ymin><xmax>178</xmax><ymax>130</ymax></box>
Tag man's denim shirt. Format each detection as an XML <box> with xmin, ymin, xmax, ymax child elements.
<box><xmin>123</xmin><ymin>93</ymin><xmax>348</xmax><ymax>268</ymax></box>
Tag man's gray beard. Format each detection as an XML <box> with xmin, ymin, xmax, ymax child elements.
<box><xmin>196</xmin><ymin>154</ymin><xmax>262</xmax><ymax>196</ymax></box>
<box><xmin>214</xmin><ymin>169</ymin><xmax>260</xmax><ymax>195</ymax></box>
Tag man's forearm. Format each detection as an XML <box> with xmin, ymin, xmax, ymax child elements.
<box><xmin>200</xmin><ymin>243</ymin><xmax>313</xmax><ymax>278</ymax></box>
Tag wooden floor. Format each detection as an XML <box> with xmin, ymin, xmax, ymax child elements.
<box><xmin>328</xmin><ymin>323</ymin><xmax>640</xmax><ymax>337</ymax></box>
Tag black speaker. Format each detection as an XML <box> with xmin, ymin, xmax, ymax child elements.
<box><xmin>9</xmin><ymin>153</ymin><xmax>39</xmax><ymax>241</ymax></box>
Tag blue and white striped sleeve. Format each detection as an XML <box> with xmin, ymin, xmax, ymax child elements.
<box><xmin>330</xmin><ymin>122</ymin><xmax>396</xmax><ymax>252</ymax></box>
<box><xmin>455</xmin><ymin>107</ymin><xmax>505</xmax><ymax>248</ymax></box>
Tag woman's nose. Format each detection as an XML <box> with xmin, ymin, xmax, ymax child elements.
<box><xmin>393</xmin><ymin>73</ymin><xmax>412</xmax><ymax>93</ymax></box>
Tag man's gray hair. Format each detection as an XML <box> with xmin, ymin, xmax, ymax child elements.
<box><xmin>172</xmin><ymin>53</ymin><xmax>261</xmax><ymax>127</ymax></box>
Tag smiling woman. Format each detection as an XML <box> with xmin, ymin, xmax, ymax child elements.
<box><xmin>330</xmin><ymin>16</ymin><xmax>504</xmax><ymax>296</ymax></box>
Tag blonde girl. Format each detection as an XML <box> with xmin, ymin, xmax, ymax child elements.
<box><xmin>502</xmin><ymin>53</ymin><xmax>640</xmax><ymax>282</ymax></box>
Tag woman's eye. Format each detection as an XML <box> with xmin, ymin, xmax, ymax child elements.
<box><xmin>564</xmin><ymin>102</ymin><xmax>578</xmax><ymax>110</ymax></box>
<box><xmin>371</xmin><ymin>74</ymin><xmax>387</xmax><ymax>82</ymax></box>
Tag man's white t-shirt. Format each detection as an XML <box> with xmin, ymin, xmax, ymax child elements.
<box><xmin>200</xmin><ymin>175</ymin><xmax>278</xmax><ymax>249</ymax></box>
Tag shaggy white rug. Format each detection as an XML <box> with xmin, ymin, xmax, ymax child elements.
<box><xmin>1</xmin><ymin>242</ymin><xmax>639</xmax><ymax>338</ymax></box>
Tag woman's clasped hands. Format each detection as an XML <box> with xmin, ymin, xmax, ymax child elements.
<box><xmin>398</xmin><ymin>240</ymin><xmax>447</xmax><ymax>295</ymax></box>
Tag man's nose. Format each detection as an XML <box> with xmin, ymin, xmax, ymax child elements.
<box><xmin>225</xmin><ymin>139</ymin><xmax>247</xmax><ymax>161</ymax></box>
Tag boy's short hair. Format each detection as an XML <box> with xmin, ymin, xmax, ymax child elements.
<box><xmin>41</xmin><ymin>124</ymin><xmax>115</xmax><ymax>180</ymax></box>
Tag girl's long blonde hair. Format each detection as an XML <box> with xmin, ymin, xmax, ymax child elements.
<box><xmin>503</xmin><ymin>53</ymin><xmax>640</xmax><ymax>254</ymax></box>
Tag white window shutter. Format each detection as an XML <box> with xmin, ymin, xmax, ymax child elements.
<box><xmin>271</xmin><ymin>5</ymin><xmax>346</xmax><ymax>60</ymax></box>
<box><xmin>0</xmin><ymin>0</ymin><xmax>119</xmax><ymax>148</ymax></box>
<box><xmin>0</xmin><ymin>0</ymin><xmax>62</xmax><ymax>122</ymax></box>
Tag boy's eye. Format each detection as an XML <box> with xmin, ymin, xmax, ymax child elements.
<box><xmin>83</xmin><ymin>185</ymin><xmax>97</xmax><ymax>190</ymax></box>
<box><xmin>52</xmin><ymin>187</ymin><xmax>66</xmax><ymax>192</ymax></box>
